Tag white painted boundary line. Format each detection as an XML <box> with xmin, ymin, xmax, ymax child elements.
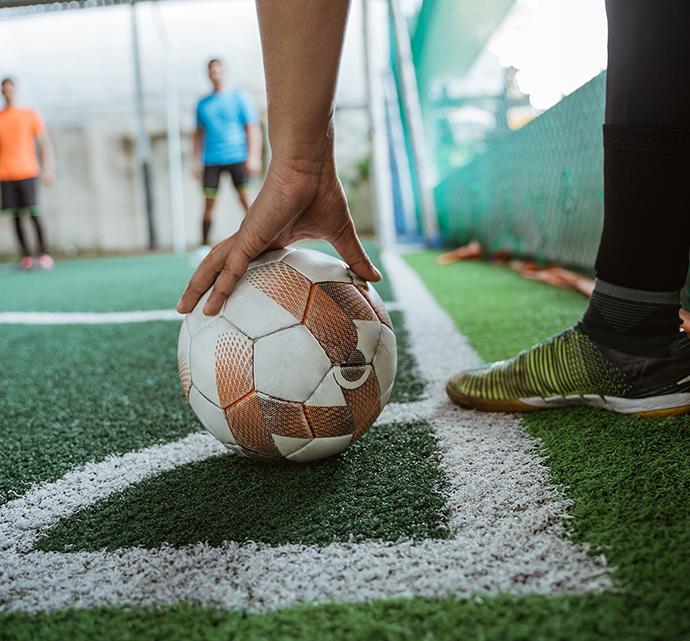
<box><xmin>0</xmin><ymin>252</ymin><xmax>611</xmax><ymax>613</ymax></box>
<box><xmin>0</xmin><ymin>304</ymin><xmax>401</xmax><ymax>325</ymax></box>
<box><xmin>0</xmin><ymin>310</ymin><xmax>183</xmax><ymax>325</ymax></box>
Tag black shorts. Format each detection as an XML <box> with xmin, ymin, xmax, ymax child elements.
<box><xmin>203</xmin><ymin>163</ymin><xmax>249</xmax><ymax>198</ymax></box>
<box><xmin>1</xmin><ymin>177</ymin><xmax>38</xmax><ymax>213</ymax></box>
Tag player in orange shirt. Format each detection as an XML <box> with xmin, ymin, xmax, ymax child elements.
<box><xmin>0</xmin><ymin>77</ymin><xmax>55</xmax><ymax>270</ymax></box>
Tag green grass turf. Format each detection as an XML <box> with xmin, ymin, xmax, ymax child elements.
<box><xmin>0</xmin><ymin>310</ymin><xmax>422</xmax><ymax>506</ymax></box>
<box><xmin>0</xmin><ymin>241</ymin><xmax>391</xmax><ymax>313</ymax></box>
<box><xmin>0</xmin><ymin>322</ymin><xmax>197</xmax><ymax>505</ymax></box>
<box><xmin>38</xmin><ymin>420</ymin><xmax>448</xmax><ymax>550</ymax></box>
<box><xmin>7</xmin><ymin>252</ymin><xmax>689</xmax><ymax>640</ymax></box>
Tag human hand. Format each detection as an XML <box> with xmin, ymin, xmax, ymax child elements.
<box><xmin>245</xmin><ymin>156</ymin><xmax>262</xmax><ymax>176</ymax></box>
<box><xmin>193</xmin><ymin>164</ymin><xmax>203</xmax><ymax>181</ymax></box>
<box><xmin>41</xmin><ymin>169</ymin><xmax>54</xmax><ymax>186</ymax></box>
<box><xmin>177</xmin><ymin>136</ymin><xmax>381</xmax><ymax>316</ymax></box>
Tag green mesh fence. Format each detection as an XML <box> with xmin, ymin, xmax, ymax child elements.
<box><xmin>435</xmin><ymin>72</ymin><xmax>606</xmax><ymax>271</ymax></box>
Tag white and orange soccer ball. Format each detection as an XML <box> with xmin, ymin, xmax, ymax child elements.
<box><xmin>178</xmin><ymin>247</ymin><xmax>397</xmax><ymax>463</ymax></box>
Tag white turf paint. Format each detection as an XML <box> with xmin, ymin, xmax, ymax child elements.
<box><xmin>0</xmin><ymin>310</ymin><xmax>182</xmax><ymax>325</ymax></box>
<box><xmin>0</xmin><ymin>303</ymin><xmax>402</xmax><ymax>326</ymax></box>
<box><xmin>0</xmin><ymin>252</ymin><xmax>611</xmax><ymax>613</ymax></box>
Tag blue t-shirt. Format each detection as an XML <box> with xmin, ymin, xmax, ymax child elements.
<box><xmin>196</xmin><ymin>90</ymin><xmax>259</xmax><ymax>165</ymax></box>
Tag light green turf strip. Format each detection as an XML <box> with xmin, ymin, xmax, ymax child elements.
<box><xmin>0</xmin><ymin>241</ymin><xmax>392</xmax><ymax>313</ymax></box>
<box><xmin>0</xmin><ymin>312</ymin><xmax>423</xmax><ymax>505</ymax></box>
<box><xmin>405</xmin><ymin>251</ymin><xmax>690</xmax><ymax>641</ymax></box>
<box><xmin>38</xmin><ymin>420</ymin><xmax>448</xmax><ymax>550</ymax></box>
<box><xmin>3</xmin><ymin>252</ymin><xmax>690</xmax><ymax>641</ymax></box>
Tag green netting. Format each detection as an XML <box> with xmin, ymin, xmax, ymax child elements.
<box><xmin>435</xmin><ymin>72</ymin><xmax>606</xmax><ymax>270</ymax></box>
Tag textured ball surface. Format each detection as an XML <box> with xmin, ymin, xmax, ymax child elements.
<box><xmin>178</xmin><ymin>248</ymin><xmax>397</xmax><ymax>462</ymax></box>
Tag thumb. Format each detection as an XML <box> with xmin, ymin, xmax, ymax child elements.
<box><xmin>331</xmin><ymin>221</ymin><xmax>382</xmax><ymax>283</ymax></box>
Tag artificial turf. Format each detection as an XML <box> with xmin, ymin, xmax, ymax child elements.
<box><xmin>5</xmin><ymin>251</ymin><xmax>690</xmax><ymax>641</ymax></box>
<box><xmin>0</xmin><ymin>240</ymin><xmax>392</xmax><ymax>313</ymax></box>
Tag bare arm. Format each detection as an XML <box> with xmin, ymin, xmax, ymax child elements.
<box><xmin>36</xmin><ymin>132</ymin><xmax>54</xmax><ymax>185</ymax></box>
<box><xmin>245</xmin><ymin>123</ymin><xmax>263</xmax><ymax>175</ymax></box>
<box><xmin>178</xmin><ymin>0</ymin><xmax>379</xmax><ymax>315</ymax></box>
<box><xmin>192</xmin><ymin>127</ymin><xmax>204</xmax><ymax>180</ymax></box>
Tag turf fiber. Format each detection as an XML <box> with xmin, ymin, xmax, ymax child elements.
<box><xmin>4</xmin><ymin>250</ymin><xmax>690</xmax><ymax>640</ymax></box>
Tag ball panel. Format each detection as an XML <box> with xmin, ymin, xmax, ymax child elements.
<box><xmin>373</xmin><ymin>324</ymin><xmax>397</xmax><ymax>405</ymax></box>
<box><xmin>245</xmin><ymin>262</ymin><xmax>311</xmax><ymax>321</ymax></box>
<box><xmin>189</xmin><ymin>318</ymin><xmax>234</xmax><ymax>406</ymax></box>
<box><xmin>304</xmin><ymin>368</ymin><xmax>348</xmax><ymax>407</ymax></box>
<box><xmin>188</xmin><ymin>385</ymin><xmax>236</xmax><ymax>445</ymax></box>
<box><xmin>343</xmin><ymin>367</ymin><xmax>382</xmax><ymax>440</ymax></box>
<box><xmin>186</xmin><ymin>289</ymin><xmax>222</xmax><ymax>337</ymax></box>
<box><xmin>281</xmin><ymin>248</ymin><xmax>352</xmax><ymax>283</ymax></box>
<box><xmin>215</xmin><ymin>329</ymin><xmax>254</xmax><ymax>409</ymax></box>
<box><xmin>352</xmin><ymin>319</ymin><xmax>382</xmax><ymax>363</ymax></box>
<box><xmin>319</xmin><ymin>281</ymin><xmax>376</xmax><ymax>321</ymax></box>
<box><xmin>286</xmin><ymin>434</ymin><xmax>353</xmax><ymax>463</ymax></box>
<box><xmin>222</xmin><ymin>279</ymin><xmax>300</xmax><ymax>339</ymax></box>
<box><xmin>247</xmin><ymin>247</ymin><xmax>294</xmax><ymax>270</ymax></box>
<box><xmin>357</xmin><ymin>283</ymin><xmax>393</xmax><ymax>329</ymax></box>
<box><xmin>258</xmin><ymin>395</ymin><xmax>312</xmax><ymax>439</ymax></box>
<box><xmin>303</xmin><ymin>404</ymin><xmax>354</xmax><ymax>438</ymax></box>
<box><xmin>272</xmin><ymin>434</ymin><xmax>312</xmax><ymax>457</ymax></box>
<box><xmin>178</xmin><ymin>321</ymin><xmax>192</xmax><ymax>399</ymax></box>
<box><xmin>254</xmin><ymin>325</ymin><xmax>331</xmax><ymax>401</ymax></box>
<box><xmin>225</xmin><ymin>391</ymin><xmax>282</xmax><ymax>460</ymax></box>
<box><xmin>303</xmin><ymin>284</ymin><xmax>358</xmax><ymax>364</ymax></box>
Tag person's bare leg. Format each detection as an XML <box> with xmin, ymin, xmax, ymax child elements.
<box><xmin>201</xmin><ymin>197</ymin><xmax>216</xmax><ymax>246</ymax></box>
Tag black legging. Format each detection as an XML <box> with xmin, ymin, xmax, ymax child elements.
<box><xmin>13</xmin><ymin>213</ymin><xmax>47</xmax><ymax>257</ymax></box>
<box><xmin>595</xmin><ymin>0</ymin><xmax>690</xmax><ymax>292</ymax></box>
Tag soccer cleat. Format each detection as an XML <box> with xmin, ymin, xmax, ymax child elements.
<box><xmin>446</xmin><ymin>327</ymin><xmax>690</xmax><ymax>418</ymax></box>
<box><xmin>37</xmin><ymin>254</ymin><xmax>55</xmax><ymax>270</ymax></box>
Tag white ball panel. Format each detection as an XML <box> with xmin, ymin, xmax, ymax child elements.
<box><xmin>248</xmin><ymin>247</ymin><xmax>295</xmax><ymax>270</ymax></box>
<box><xmin>287</xmin><ymin>434</ymin><xmax>353</xmax><ymax>462</ymax></box>
<box><xmin>185</xmin><ymin>289</ymin><xmax>225</xmax><ymax>337</ymax></box>
<box><xmin>254</xmin><ymin>325</ymin><xmax>331</xmax><ymax>402</ymax></box>
<box><xmin>189</xmin><ymin>317</ymin><xmax>237</xmax><ymax>407</ymax></box>
<box><xmin>353</xmin><ymin>319</ymin><xmax>382</xmax><ymax>363</ymax></box>
<box><xmin>281</xmin><ymin>248</ymin><xmax>352</xmax><ymax>283</ymax></box>
<box><xmin>188</xmin><ymin>385</ymin><xmax>236</xmax><ymax>445</ymax></box>
<box><xmin>272</xmin><ymin>434</ymin><xmax>312</xmax><ymax>457</ymax></box>
<box><xmin>178</xmin><ymin>320</ymin><xmax>192</xmax><ymax>398</ymax></box>
<box><xmin>304</xmin><ymin>368</ymin><xmax>347</xmax><ymax>407</ymax></box>
<box><xmin>222</xmin><ymin>278</ymin><xmax>299</xmax><ymax>339</ymax></box>
<box><xmin>373</xmin><ymin>324</ymin><xmax>397</xmax><ymax>406</ymax></box>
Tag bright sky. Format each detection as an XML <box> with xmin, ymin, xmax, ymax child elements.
<box><xmin>488</xmin><ymin>0</ymin><xmax>608</xmax><ymax>110</ymax></box>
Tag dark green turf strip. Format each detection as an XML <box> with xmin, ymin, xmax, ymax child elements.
<box><xmin>388</xmin><ymin>310</ymin><xmax>425</xmax><ymax>403</ymax></box>
<box><xmin>0</xmin><ymin>322</ymin><xmax>197</xmax><ymax>505</ymax></box>
<box><xmin>38</xmin><ymin>420</ymin><xmax>448</xmax><ymax>550</ymax></box>
<box><xmin>405</xmin><ymin>251</ymin><xmax>690</xmax><ymax>641</ymax></box>
<box><xmin>0</xmin><ymin>241</ymin><xmax>391</xmax><ymax>313</ymax></box>
<box><xmin>0</xmin><ymin>310</ymin><xmax>421</xmax><ymax>505</ymax></box>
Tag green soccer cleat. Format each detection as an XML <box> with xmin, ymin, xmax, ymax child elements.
<box><xmin>446</xmin><ymin>327</ymin><xmax>690</xmax><ymax>418</ymax></box>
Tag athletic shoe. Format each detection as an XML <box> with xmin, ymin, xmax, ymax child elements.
<box><xmin>190</xmin><ymin>245</ymin><xmax>211</xmax><ymax>267</ymax></box>
<box><xmin>37</xmin><ymin>254</ymin><xmax>55</xmax><ymax>270</ymax></box>
<box><xmin>446</xmin><ymin>326</ymin><xmax>690</xmax><ymax>418</ymax></box>
<box><xmin>19</xmin><ymin>256</ymin><xmax>34</xmax><ymax>270</ymax></box>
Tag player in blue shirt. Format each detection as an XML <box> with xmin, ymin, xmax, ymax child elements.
<box><xmin>193</xmin><ymin>58</ymin><xmax>263</xmax><ymax>256</ymax></box>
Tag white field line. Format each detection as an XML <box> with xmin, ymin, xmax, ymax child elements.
<box><xmin>0</xmin><ymin>252</ymin><xmax>611</xmax><ymax>613</ymax></box>
<box><xmin>0</xmin><ymin>304</ymin><xmax>402</xmax><ymax>325</ymax></box>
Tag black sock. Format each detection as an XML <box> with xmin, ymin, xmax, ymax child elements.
<box><xmin>579</xmin><ymin>279</ymin><xmax>682</xmax><ymax>357</ymax></box>
<box><xmin>30</xmin><ymin>215</ymin><xmax>48</xmax><ymax>255</ymax></box>
<box><xmin>13</xmin><ymin>214</ymin><xmax>31</xmax><ymax>257</ymax></box>
<box><xmin>202</xmin><ymin>220</ymin><xmax>212</xmax><ymax>246</ymax></box>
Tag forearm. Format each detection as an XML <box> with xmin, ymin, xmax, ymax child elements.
<box><xmin>38</xmin><ymin>135</ymin><xmax>54</xmax><ymax>175</ymax></box>
<box><xmin>256</xmin><ymin>0</ymin><xmax>351</xmax><ymax>168</ymax></box>
<box><xmin>246</xmin><ymin>123</ymin><xmax>263</xmax><ymax>163</ymax></box>
<box><xmin>193</xmin><ymin>129</ymin><xmax>203</xmax><ymax>166</ymax></box>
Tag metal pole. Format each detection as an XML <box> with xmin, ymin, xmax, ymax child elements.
<box><xmin>130</xmin><ymin>0</ymin><xmax>157</xmax><ymax>249</ymax></box>
<box><xmin>154</xmin><ymin>1</ymin><xmax>186</xmax><ymax>253</ymax></box>
<box><xmin>387</xmin><ymin>0</ymin><xmax>438</xmax><ymax>242</ymax></box>
<box><xmin>362</xmin><ymin>0</ymin><xmax>396</xmax><ymax>250</ymax></box>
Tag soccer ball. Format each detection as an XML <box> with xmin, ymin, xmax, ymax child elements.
<box><xmin>178</xmin><ymin>247</ymin><xmax>397</xmax><ymax>463</ymax></box>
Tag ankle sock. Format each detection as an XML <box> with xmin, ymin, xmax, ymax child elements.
<box><xmin>579</xmin><ymin>279</ymin><xmax>681</xmax><ymax>357</ymax></box>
